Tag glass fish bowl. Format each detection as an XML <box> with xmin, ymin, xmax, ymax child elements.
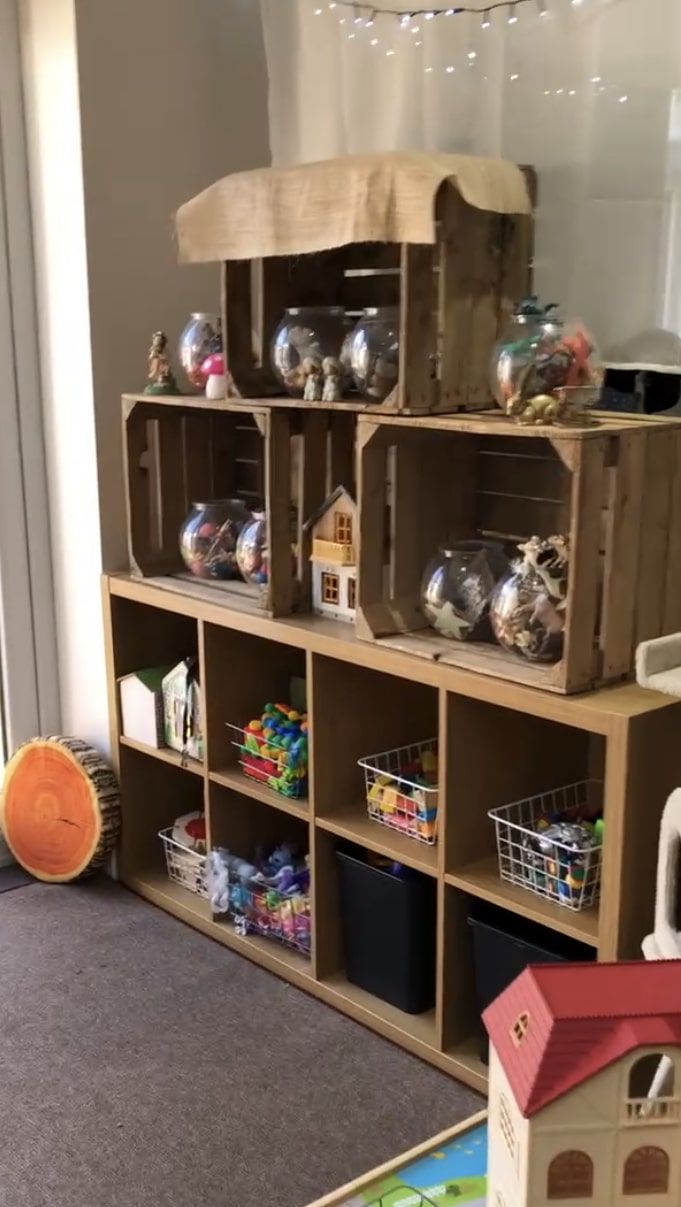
<box><xmin>490</xmin><ymin>297</ymin><xmax>600</xmax><ymax>414</ymax></box>
<box><xmin>271</xmin><ymin>307</ymin><xmax>350</xmax><ymax>399</ymax></box>
<box><xmin>236</xmin><ymin>515</ymin><xmax>269</xmax><ymax>586</ymax></box>
<box><xmin>348</xmin><ymin>306</ymin><xmax>400</xmax><ymax>402</ymax></box>
<box><xmin>178</xmin><ymin>313</ymin><xmax>222</xmax><ymax>391</ymax></box>
<box><xmin>179</xmin><ymin>499</ymin><xmax>251</xmax><ymax>581</ymax></box>
<box><xmin>420</xmin><ymin>540</ymin><xmax>510</xmax><ymax>641</ymax></box>
<box><xmin>489</xmin><ymin>535</ymin><xmax>569</xmax><ymax>663</ymax></box>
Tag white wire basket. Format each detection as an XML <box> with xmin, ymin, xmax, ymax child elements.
<box><xmin>359</xmin><ymin>739</ymin><xmax>439</xmax><ymax>846</ymax></box>
<box><xmin>159</xmin><ymin>827</ymin><xmax>208</xmax><ymax>899</ymax></box>
<box><xmin>226</xmin><ymin>723</ymin><xmax>308</xmax><ymax>799</ymax></box>
<box><xmin>489</xmin><ymin>780</ymin><xmax>603</xmax><ymax>912</ymax></box>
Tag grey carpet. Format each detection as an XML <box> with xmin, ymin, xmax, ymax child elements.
<box><xmin>0</xmin><ymin>865</ymin><xmax>34</xmax><ymax>894</ymax></box>
<box><xmin>0</xmin><ymin>878</ymin><xmax>483</xmax><ymax>1207</ymax></box>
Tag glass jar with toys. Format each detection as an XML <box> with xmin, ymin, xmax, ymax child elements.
<box><xmin>207</xmin><ymin>843</ymin><xmax>311</xmax><ymax>954</ymax></box>
<box><xmin>227</xmin><ymin>702</ymin><xmax>308</xmax><ymax>799</ymax></box>
<box><xmin>359</xmin><ymin>739</ymin><xmax>439</xmax><ymax>845</ymax></box>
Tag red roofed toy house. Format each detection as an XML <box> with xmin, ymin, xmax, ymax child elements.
<box><xmin>483</xmin><ymin>960</ymin><xmax>681</xmax><ymax>1205</ymax></box>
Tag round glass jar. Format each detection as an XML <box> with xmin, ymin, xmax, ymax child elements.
<box><xmin>347</xmin><ymin>306</ymin><xmax>399</xmax><ymax>402</ymax></box>
<box><xmin>489</xmin><ymin>535</ymin><xmax>569</xmax><ymax>663</ymax></box>
<box><xmin>420</xmin><ymin>540</ymin><xmax>510</xmax><ymax>641</ymax></box>
<box><xmin>178</xmin><ymin>313</ymin><xmax>222</xmax><ymax>390</ymax></box>
<box><xmin>179</xmin><ymin>499</ymin><xmax>251</xmax><ymax>581</ymax></box>
<box><xmin>490</xmin><ymin>298</ymin><xmax>600</xmax><ymax>413</ymax></box>
<box><xmin>270</xmin><ymin>307</ymin><xmax>349</xmax><ymax>399</ymax></box>
<box><xmin>236</xmin><ymin>515</ymin><xmax>269</xmax><ymax>586</ymax></box>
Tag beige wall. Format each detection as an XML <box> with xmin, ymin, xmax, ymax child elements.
<box><xmin>21</xmin><ymin>0</ymin><xmax>270</xmax><ymax>749</ymax></box>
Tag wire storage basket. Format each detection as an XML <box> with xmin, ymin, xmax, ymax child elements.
<box><xmin>359</xmin><ymin>739</ymin><xmax>439</xmax><ymax>846</ymax></box>
<box><xmin>226</xmin><ymin>722</ymin><xmax>308</xmax><ymax>799</ymax></box>
<box><xmin>159</xmin><ymin>827</ymin><xmax>208</xmax><ymax>898</ymax></box>
<box><xmin>230</xmin><ymin>876</ymin><xmax>311</xmax><ymax>954</ymax></box>
<box><xmin>489</xmin><ymin>780</ymin><xmax>603</xmax><ymax>912</ymax></box>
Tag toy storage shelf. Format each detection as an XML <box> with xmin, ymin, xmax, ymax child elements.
<box><xmin>103</xmin><ymin>571</ymin><xmax>681</xmax><ymax>1095</ymax></box>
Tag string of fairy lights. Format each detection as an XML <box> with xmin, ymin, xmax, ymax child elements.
<box><xmin>309</xmin><ymin>0</ymin><xmax>630</xmax><ymax>103</ymax></box>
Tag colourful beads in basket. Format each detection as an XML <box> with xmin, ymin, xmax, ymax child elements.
<box><xmin>241</xmin><ymin>703</ymin><xmax>308</xmax><ymax>797</ymax></box>
<box><xmin>368</xmin><ymin>748</ymin><xmax>438</xmax><ymax>841</ymax></box>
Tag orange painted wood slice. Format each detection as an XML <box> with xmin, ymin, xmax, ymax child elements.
<box><xmin>0</xmin><ymin>737</ymin><xmax>120</xmax><ymax>882</ymax></box>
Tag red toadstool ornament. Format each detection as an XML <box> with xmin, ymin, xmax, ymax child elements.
<box><xmin>202</xmin><ymin>352</ymin><xmax>227</xmax><ymax>400</ymax></box>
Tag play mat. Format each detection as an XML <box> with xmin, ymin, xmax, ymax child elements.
<box><xmin>306</xmin><ymin>1113</ymin><xmax>488</xmax><ymax>1207</ymax></box>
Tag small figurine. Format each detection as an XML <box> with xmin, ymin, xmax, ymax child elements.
<box><xmin>145</xmin><ymin>331</ymin><xmax>179</xmax><ymax>395</ymax></box>
<box><xmin>201</xmin><ymin>351</ymin><xmax>227</xmax><ymax>400</ymax></box>
<box><xmin>322</xmin><ymin>356</ymin><xmax>343</xmax><ymax>403</ymax></box>
<box><xmin>302</xmin><ymin>357</ymin><xmax>323</xmax><ymax>402</ymax></box>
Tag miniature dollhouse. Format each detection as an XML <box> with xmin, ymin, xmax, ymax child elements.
<box><xmin>484</xmin><ymin>961</ymin><xmax>681</xmax><ymax>1205</ymax></box>
<box><xmin>305</xmin><ymin>486</ymin><xmax>357</xmax><ymax>623</ymax></box>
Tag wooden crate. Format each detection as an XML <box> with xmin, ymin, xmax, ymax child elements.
<box><xmin>122</xmin><ymin>394</ymin><xmax>357</xmax><ymax>616</ymax></box>
<box><xmin>356</xmin><ymin>410</ymin><xmax>681</xmax><ymax>694</ymax></box>
<box><xmin>222</xmin><ymin>189</ymin><xmax>534</xmax><ymax>415</ymax></box>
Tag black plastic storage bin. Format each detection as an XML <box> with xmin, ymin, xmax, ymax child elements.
<box><xmin>337</xmin><ymin>846</ymin><xmax>436</xmax><ymax>1014</ymax></box>
<box><xmin>469</xmin><ymin>901</ymin><xmax>596</xmax><ymax>1059</ymax></box>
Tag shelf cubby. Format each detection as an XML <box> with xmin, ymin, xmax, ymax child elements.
<box><xmin>116</xmin><ymin>743</ymin><xmax>205</xmax><ymax>887</ymax></box>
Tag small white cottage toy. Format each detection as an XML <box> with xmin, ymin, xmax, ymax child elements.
<box><xmin>162</xmin><ymin>657</ymin><xmax>203</xmax><ymax>762</ymax></box>
<box><xmin>304</xmin><ymin>486</ymin><xmax>357</xmax><ymax>623</ymax></box>
<box><xmin>483</xmin><ymin>960</ymin><xmax>681</xmax><ymax>1205</ymax></box>
<box><xmin>118</xmin><ymin>665</ymin><xmax>172</xmax><ymax>748</ymax></box>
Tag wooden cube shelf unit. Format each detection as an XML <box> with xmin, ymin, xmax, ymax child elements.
<box><xmin>123</xmin><ymin>393</ymin><xmax>357</xmax><ymax>616</ymax></box>
<box><xmin>356</xmin><ymin>410</ymin><xmax>681</xmax><ymax>694</ymax></box>
<box><xmin>103</xmin><ymin>571</ymin><xmax>681</xmax><ymax>1092</ymax></box>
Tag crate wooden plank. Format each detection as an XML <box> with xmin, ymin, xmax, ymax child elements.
<box><xmin>599</xmin><ymin>431</ymin><xmax>645</xmax><ymax>679</ymax></box>
<box><xmin>635</xmin><ymin>427</ymin><xmax>676</xmax><ymax>644</ymax></box>
<box><xmin>477</xmin><ymin>493</ymin><xmax>566</xmax><ymax>543</ymax></box>
<box><xmin>663</xmin><ymin>427</ymin><xmax>681</xmax><ymax>636</ymax></box>
<box><xmin>157</xmin><ymin>414</ymin><xmax>186</xmax><ymax>554</ymax></box>
<box><xmin>252</xmin><ymin>257</ymin><xmax>290</xmax><ymax>372</ymax></box>
<box><xmin>124</xmin><ymin>401</ymin><xmax>154</xmax><ymax>576</ymax></box>
<box><xmin>265</xmin><ymin>409</ymin><xmax>294</xmax><ymax>616</ymax></box>
<box><xmin>396</xmin><ymin>243</ymin><xmax>436</xmax><ymax>412</ymax></box>
<box><xmin>329</xmin><ymin>411</ymin><xmax>356</xmax><ymax>496</ymax></box>
<box><xmin>356</xmin><ymin>422</ymin><xmax>392</xmax><ymax>639</ymax></box>
<box><xmin>222</xmin><ymin>260</ymin><xmax>259</xmax><ymax>394</ymax></box>
<box><xmin>478</xmin><ymin>445</ymin><xmax>565</xmax><ymax>500</ymax></box>
<box><xmin>210</xmin><ymin>412</ymin><xmax>237</xmax><ymax>500</ymax></box>
<box><xmin>182</xmin><ymin>413</ymin><xmax>212</xmax><ymax>507</ymax></box>
<box><xmin>297</xmin><ymin>409</ymin><xmax>329</xmax><ymax>606</ymax></box>
<box><xmin>562</xmin><ymin>437</ymin><xmax>606</xmax><ymax>692</ymax></box>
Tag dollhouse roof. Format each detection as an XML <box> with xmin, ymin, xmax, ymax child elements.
<box><xmin>302</xmin><ymin>485</ymin><xmax>356</xmax><ymax>535</ymax></box>
<box><xmin>483</xmin><ymin>960</ymin><xmax>681</xmax><ymax>1118</ymax></box>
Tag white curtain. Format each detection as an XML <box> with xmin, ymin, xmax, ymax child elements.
<box><xmin>260</xmin><ymin>0</ymin><xmax>681</xmax><ymax>349</ymax></box>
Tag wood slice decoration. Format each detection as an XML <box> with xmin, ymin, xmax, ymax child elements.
<box><xmin>0</xmin><ymin>737</ymin><xmax>120</xmax><ymax>882</ymax></box>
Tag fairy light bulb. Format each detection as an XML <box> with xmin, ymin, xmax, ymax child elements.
<box><xmin>482</xmin><ymin>11</ymin><xmax>491</xmax><ymax>28</ymax></box>
<box><xmin>507</xmin><ymin>5</ymin><xmax>518</xmax><ymax>24</ymax></box>
<box><xmin>537</xmin><ymin>0</ymin><xmax>547</xmax><ymax>14</ymax></box>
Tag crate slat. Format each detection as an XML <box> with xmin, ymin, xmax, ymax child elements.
<box><xmin>599</xmin><ymin>431</ymin><xmax>645</xmax><ymax>679</ymax></box>
<box><xmin>663</xmin><ymin>428</ymin><xmax>681</xmax><ymax>635</ymax></box>
<box><xmin>635</xmin><ymin>427</ymin><xmax>676</xmax><ymax>645</ymax></box>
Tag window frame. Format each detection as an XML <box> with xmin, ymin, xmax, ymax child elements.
<box><xmin>0</xmin><ymin>0</ymin><xmax>60</xmax><ymax>771</ymax></box>
<box><xmin>333</xmin><ymin>511</ymin><xmax>353</xmax><ymax>545</ymax></box>
<box><xmin>321</xmin><ymin>571</ymin><xmax>340</xmax><ymax>605</ymax></box>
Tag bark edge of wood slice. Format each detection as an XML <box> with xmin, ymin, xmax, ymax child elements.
<box><xmin>0</xmin><ymin>736</ymin><xmax>120</xmax><ymax>882</ymax></box>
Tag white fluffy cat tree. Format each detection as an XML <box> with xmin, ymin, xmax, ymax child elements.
<box><xmin>637</xmin><ymin>635</ymin><xmax>681</xmax><ymax>1099</ymax></box>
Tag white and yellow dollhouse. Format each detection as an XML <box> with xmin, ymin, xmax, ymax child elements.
<box><xmin>305</xmin><ymin>486</ymin><xmax>357</xmax><ymax>623</ymax></box>
<box><xmin>483</xmin><ymin>960</ymin><xmax>681</xmax><ymax>1206</ymax></box>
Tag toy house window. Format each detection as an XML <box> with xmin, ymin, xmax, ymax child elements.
<box><xmin>322</xmin><ymin>573</ymin><xmax>340</xmax><ymax>605</ymax></box>
<box><xmin>347</xmin><ymin>578</ymin><xmax>357</xmax><ymax>610</ymax></box>
<box><xmin>334</xmin><ymin>513</ymin><xmax>353</xmax><ymax>545</ymax></box>
<box><xmin>511</xmin><ymin>1011</ymin><xmax>530</xmax><ymax>1046</ymax></box>
<box><xmin>547</xmin><ymin>1151</ymin><xmax>594</xmax><ymax>1200</ymax></box>
<box><xmin>623</xmin><ymin>1146</ymin><xmax>669</xmax><ymax>1195</ymax></box>
<box><xmin>498</xmin><ymin>1094</ymin><xmax>515</xmax><ymax>1160</ymax></box>
<box><xmin>627</xmin><ymin>1054</ymin><xmax>677</xmax><ymax>1120</ymax></box>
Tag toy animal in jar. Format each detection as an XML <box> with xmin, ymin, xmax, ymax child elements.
<box><xmin>490</xmin><ymin>297</ymin><xmax>601</xmax><ymax>426</ymax></box>
<box><xmin>490</xmin><ymin>535</ymin><xmax>569</xmax><ymax>663</ymax></box>
<box><xmin>179</xmin><ymin>499</ymin><xmax>251</xmax><ymax>581</ymax></box>
<box><xmin>420</xmin><ymin>539</ymin><xmax>510</xmax><ymax>642</ymax></box>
